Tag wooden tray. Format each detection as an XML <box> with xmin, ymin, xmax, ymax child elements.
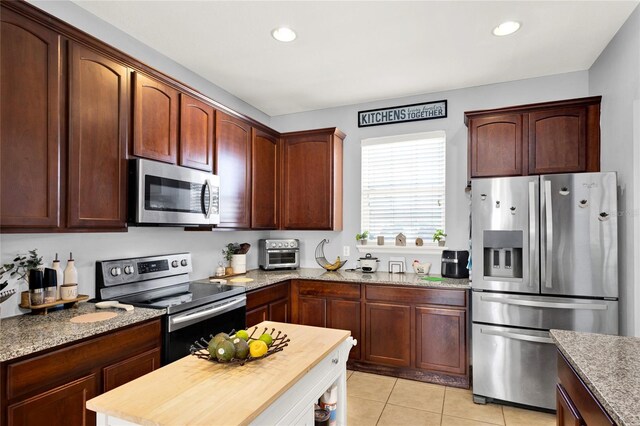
<box><xmin>19</xmin><ymin>292</ymin><xmax>89</xmax><ymax>315</ymax></box>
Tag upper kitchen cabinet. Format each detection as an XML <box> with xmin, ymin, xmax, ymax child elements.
<box><xmin>67</xmin><ymin>43</ymin><xmax>128</xmax><ymax>229</ymax></box>
<box><xmin>215</xmin><ymin>111</ymin><xmax>252</xmax><ymax>228</ymax></box>
<box><xmin>0</xmin><ymin>9</ymin><xmax>62</xmax><ymax>230</ymax></box>
<box><xmin>179</xmin><ymin>94</ymin><xmax>215</xmax><ymax>172</ymax></box>
<box><xmin>251</xmin><ymin>128</ymin><xmax>279</xmax><ymax>229</ymax></box>
<box><xmin>465</xmin><ymin>96</ymin><xmax>601</xmax><ymax>179</ymax></box>
<box><xmin>281</xmin><ymin>128</ymin><xmax>345</xmax><ymax>230</ymax></box>
<box><xmin>132</xmin><ymin>72</ymin><xmax>179</xmax><ymax>164</ymax></box>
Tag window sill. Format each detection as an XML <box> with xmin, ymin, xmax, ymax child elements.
<box><xmin>355</xmin><ymin>244</ymin><xmax>447</xmax><ymax>255</ymax></box>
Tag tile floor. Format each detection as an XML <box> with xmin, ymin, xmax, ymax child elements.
<box><xmin>346</xmin><ymin>371</ymin><xmax>556</xmax><ymax>426</ymax></box>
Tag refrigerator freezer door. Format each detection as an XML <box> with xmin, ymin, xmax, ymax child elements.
<box><xmin>472</xmin><ymin>323</ymin><xmax>557</xmax><ymax>410</ymax></box>
<box><xmin>472</xmin><ymin>292</ymin><xmax>618</xmax><ymax>334</ymax></box>
<box><xmin>540</xmin><ymin>172</ymin><xmax>618</xmax><ymax>298</ymax></box>
<box><xmin>472</xmin><ymin>176</ymin><xmax>539</xmax><ymax>293</ymax></box>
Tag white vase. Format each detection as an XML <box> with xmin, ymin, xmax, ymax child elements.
<box><xmin>231</xmin><ymin>254</ymin><xmax>247</xmax><ymax>274</ymax></box>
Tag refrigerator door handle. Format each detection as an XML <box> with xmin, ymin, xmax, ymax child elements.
<box><xmin>528</xmin><ymin>181</ymin><xmax>536</xmax><ymax>289</ymax></box>
<box><xmin>544</xmin><ymin>180</ymin><xmax>553</xmax><ymax>288</ymax></box>
<box><xmin>480</xmin><ymin>328</ymin><xmax>554</xmax><ymax>344</ymax></box>
<box><xmin>480</xmin><ymin>295</ymin><xmax>609</xmax><ymax>310</ymax></box>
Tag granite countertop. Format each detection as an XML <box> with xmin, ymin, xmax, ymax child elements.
<box><xmin>0</xmin><ymin>303</ymin><xmax>165</xmax><ymax>363</ymax></box>
<box><xmin>203</xmin><ymin>267</ymin><xmax>470</xmax><ymax>291</ymax></box>
<box><xmin>550</xmin><ymin>329</ymin><xmax>640</xmax><ymax>426</ymax></box>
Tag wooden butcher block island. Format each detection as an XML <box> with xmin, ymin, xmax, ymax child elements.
<box><xmin>87</xmin><ymin>321</ymin><xmax>355</xmax><ymax>425</ymax></box>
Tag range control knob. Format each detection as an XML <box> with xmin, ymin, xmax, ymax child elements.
<box><xmin>123</xmin><ymin>265</ymin><xmax>134</xmax><ymax>275</ymax></box>
<box><xmin>290</xmin><ymin>241</ymin><xmax>297</xmax><ymax>248</ymax></box>
<box><xmin>181</xmin><ymin>259</ymin><xmax>188</xmax><ymax>267</ymax></box>
<box><xmin>110</xmin><ymin>267</ymin><xmax>121</xmax><ymax>277</ymax></box>
<box><xmin>278</xmin><ymin>243</ymin><xmax>283</xmax><ymax>247</ymax></box>
<box><xmin>284</xmin><ymin>242</ymin><xmax>289</xmax><ymax>247</ymax></box>
<box><xmin>270</xmin><ymin>242</ymin><xmax>277</xmax><ymax>248</ymax></box>
<box><xmin>171</xmin><ymin>260</ymin><xmax>179</xmax><ymax>268</ymax></box>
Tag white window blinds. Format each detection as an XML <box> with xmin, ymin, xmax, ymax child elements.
<box><xmin>361</xmin><ymin>131</ymin><xmax>445</xmax><ymax>242</ymax></box>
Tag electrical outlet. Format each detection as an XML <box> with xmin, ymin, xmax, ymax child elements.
<box><xmin>343</xmin><ymin>246</ymin><xmax>350</xmax><ymax>257</ymax></box>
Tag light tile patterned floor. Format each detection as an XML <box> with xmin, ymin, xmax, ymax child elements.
<box><xmin>346</xmin><ymin>371</ymin><xmax>556</xmax><ymax>426</ymax></box>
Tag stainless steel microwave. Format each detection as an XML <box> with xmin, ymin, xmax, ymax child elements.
<box><xmin>129</xmin><ymin>159</ymin><xmax>220</xmax><ymax>226</ymax></box>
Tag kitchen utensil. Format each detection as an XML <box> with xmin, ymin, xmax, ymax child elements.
<box><xmin>29</xmin><ymin>269</ymin><xmax>44</xmax><ymax>305</ymax></box>
<box><xmin>357</xmin><ymin>253</ymin><xmax>379</xmax><ymax>273</ymax></box>
<box><xmin>95</xmin><ymin>300</ymin><xmax>134</xmax><ymax>311</ymax></box>
<box><xmin>43</xmin><ymin>268</ymin><xmax>58</xmax><ymax>303</ymax></box>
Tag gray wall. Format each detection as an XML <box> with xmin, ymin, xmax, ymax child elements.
<box><xmin>589</xmin><ymin>4</ymin><xmax>640</xmax><ymax>337</ymax></box>
<box><xmin>270</xmin><ymin>72</ymin><xmax>590</xmax><ymax>273</ymax></box>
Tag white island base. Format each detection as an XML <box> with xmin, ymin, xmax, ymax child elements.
<box><xmin>87</xmin><ymin>322</ymin><xmax>356</xmax><ymax>425</ymax></box>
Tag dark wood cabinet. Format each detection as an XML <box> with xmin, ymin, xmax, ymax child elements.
<box><xmin>132</xmin><ymin>72</ymin><xmax>179</xmax><ymax>164</ymax></box>
<box><xmin>67</xmin><ymin>43</ymin><xmax>128</xmax><ymax>229</ymax></box>
<box><xmin>281</xmin><ymin>128</ymin><xmax>344</xmax><ymax>230</ymax></box>
<box><xmin>327</xmin><ymin>299</ymin><xmax>361</xmax><ymax>360</ymax></box>
<box><xmin>7</xmin><ymin>374</ymin><xmax>98</xmax><ymax>426</ymax></box>
<box><xmin>1</xmin><ymin>319</ymin><xmax>162</xmax><ymax>426</ymax></box>
<box><xmin>465</xmin><ymin>97</ymin><xmax>601</xmax><ymax>179</ymax></box>
<box><xmin>0</xmin><ymin>9</ymin><xmax>61</xmax><ymax>230</ymax></box>
<box><xmin>364</xmin><ymin>302</ymin><xmax>411</xmax><ymax>367</ymax></box>
<box><xmin>298</xmin><ymin>297</ymin><xmax>327</xmax><ymax>328</ymax></box>
<box><xmin>215</xmin><ymin>111</ymin><xmax>252</xmax><ymax>228</ymax></box>
<box><xmin>556</xmin><ymin>351</ymin><xmax>614</xmax><ymax>426</ymax></box>
<box><xmin>179</xmin><ymin>94</ymin><xmax>215</xmax><ymax>172</ymax></box>
<box><xmin>251</xmin><ymin>128</ymin><xmax>279</xmax><ymax>229</ymax></box>
<box><xmin>245</xmin><ymin>282</ymin><xmax>290</xmax><ymax>327</ymax></box>
<box><xmin>415</xmin><ymin>306</ymin><xmax>466</xmax><ymax>374</ymax></box>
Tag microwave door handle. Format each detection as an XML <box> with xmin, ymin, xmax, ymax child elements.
<box><xmin>544</xmin><ymin>180</ymin><xmax>553</xmax><ymax>288</ymax></box>
<box><xmin>204</xmin><ymin>180</ymin><xmax>212</xmax><ymax>218</ymax></box>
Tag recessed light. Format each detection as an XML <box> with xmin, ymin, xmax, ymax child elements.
<box><xmin>492</xmin><ymin>21</ymin><xmax>521</xmax><ymax>36</ymax></box>
<box><xmin>271</xmin><ymin>27</ymin><xmax>296</xmax><ymax>42</ymax></box>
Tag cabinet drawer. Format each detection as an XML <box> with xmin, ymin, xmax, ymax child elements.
<box><xmin>365</xmin><ymin>285</ymin><xmax>466</xmax><ymax>307</ymax></box>
<box><xmin>296</xmin><ymin>280</ymin><xmax>360</xmax><ymax>300</ymax></box>
<box><xmin>246</xmin><ymin>282</ymin><xmax>289</xmax><ymax>310</ymax></box>
<box><xmin>6</xmin><ymin>319</ymin><xmax>161</xmax><ymax>400</ymax></box>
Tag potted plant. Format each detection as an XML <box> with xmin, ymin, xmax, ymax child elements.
<box><xmin>222</xmin><ymin>243</ymin><xmax>250</xmax><ymax>275</ymax></box>
<box><xmin>355</xmin><ymin>231</ymin><xmax>369</xmax><ymax>245</ymax></box>
<box><xmin>0</xmin><ymin>249</ymin><xmax>44</xmax><ymax>309</ymax></box>
<box><xmin>432</xmin><ymin>229</ymin><xmax>447</xmax><ymax>247</ymax></box>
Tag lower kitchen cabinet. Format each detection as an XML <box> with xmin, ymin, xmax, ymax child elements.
<box><xmin>556</xmin><ymin>351</ymin><xmax>614</xmax><ymax>426</ymax></box>
<box><xmin>364</xmin><ymin>302</ymin><xmax>411</xmax><ymax>367</ymax></box>
<box><xmin>291</xmin><ymin>280</ymin><xmax>361</xmax><ymax>360</ymax></box>
<box><xmin>246</xmin><ymin>282</ymin><xmax>290</xmax><ymax>327</ymax></box>
<box><xmin>415</xmin><ymin>306</ymin><xmax>466</xmax><ymax>375</ymax></box>
<box><xmin>0</xmin><ymin>319</ymin><xmax>161</xmax><ymax>426</ymax></box>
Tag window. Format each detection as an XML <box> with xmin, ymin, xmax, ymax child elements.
<box><xmin>361</xmin><ymin>131</ymin><xmax>445</xmax><ymax>243</ymax></box>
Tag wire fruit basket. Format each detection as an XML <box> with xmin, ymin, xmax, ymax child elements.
<box><xmin>190</xmin><ymin>326</ymin><xmax>290</xmax><ymax>366</ymax></box>
<box><xmin>315</xmin><ymin>239</ymin><xmax>347</xmax><ymax>271</ymax></box>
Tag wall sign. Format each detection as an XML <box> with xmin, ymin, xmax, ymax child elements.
<box><xmin>358</xmin><ymin>100</ymin><xmax>447</xmax><ymax>128</ymax></box>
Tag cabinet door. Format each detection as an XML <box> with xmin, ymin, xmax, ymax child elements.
<box><xmin>364</xmin><ymin>302</ymin><xmax>411</xmax><ymax>367</ymax></box>
<box><xmin>298</xmin><ymin>296</ymin><xmax>327</xmax><ymax>328</ymax></box>
<box><xmin>67</xmin><ymin>43</ymin><xmax>128</xmax><ymax>229</ymax></box>
<box><xmin>179</xmin><ymin>94</ymin><xmax>215</xmax><ymax>172</ymax></box>
<box><xmin>246</xmin><ymin>305</ymin><xmax>268</xmax><ymax>327</ymax></box>
<box><xmin>132</xmin><ymin>72</ymin><xmax>179</xmax><ymax>164</ymax></box>
<box><xmin>0</xmin><ymin>9</ymin><xmax>61</xmax><ymax>229</ymax></box>
<box><xmin>215</xmin><ymin>111</ymin><xmax>251</xmax><ymax>228</ymax></box>
<box><xmin>269</xmin><ymin>298</ymin><xmax>289</xmax><ymax>323</ymax></box>
<box><xmin>251</xmin><ymin>128</ymin><xmax>279</xmax><ymax>229</ymax></box>
<box><xmin>328</xmin><ymin>299</ymin><xmax>361</xmax><ymax>360</ymax></box>
<box><xmin>415</xmin><ymin>307</ymin><xmax>466</xmax><ymax>374</ymax></box>
<box><xmin>469</xmin><ymin>114</ymin><xmax>524</xmax><ymax>177</ymax></box>
<box><xmin>103</xmin><ymin>348</ymin><xmax>160</xmax><ymax>392</ymax></box>
<box><xmin>556</xmin><ymin>384</ymin><xmax>584</xmax><ymax>426</ymax></box>
<box><xmin>281</xmin><ymin>129</ymin><xmax>343</xmax><ymax>230</ymax></box>
<box><xmin>7</xmin><ymin>374</ymin><xmax>98</xmax><ymax>426</ymax></box>
<box><xmin>528</xmin><ymin>107</ymin><xmax>587</xmax><ymax>174</ymax></box>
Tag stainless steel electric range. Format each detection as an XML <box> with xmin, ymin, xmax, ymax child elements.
<box><xmin>96</xmin><ymin>253</ymin><xmax>246</xmax><ymax>364</ymax></box>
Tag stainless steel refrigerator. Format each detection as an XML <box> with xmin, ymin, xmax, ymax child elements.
<box><xmin>471</xmin><ymin>172</ymin><xmax>618</xmax><ymax>410</ymax></box>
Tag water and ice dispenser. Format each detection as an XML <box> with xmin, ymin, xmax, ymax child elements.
<box><xmin>483</xmin><ymin>230</ymin><xmax>523</xmax><ymax>280</ymax></box>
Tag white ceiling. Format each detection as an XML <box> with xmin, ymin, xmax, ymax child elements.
<box><xmin>72</xmin><ymin>1</ymin><xmax>638</xmax><ymax>116</ymax></box>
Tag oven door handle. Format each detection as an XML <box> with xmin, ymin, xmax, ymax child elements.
<box><xmin>169</xmin><ymin>297</ymin><xmax>246</xmax><ymax>328</ymax></box>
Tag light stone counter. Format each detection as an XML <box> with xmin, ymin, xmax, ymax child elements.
<box><xmin>550</xmin><ymin>329</ymin><xmax>640</xmax><ymax>426</ymax></box>
<box><xmin>203</xmin><ymin>267</ymin><xmax>470</xmax><ymax>292</ymax></box>
<box><xmin>0</xmin><ymin>303</ymin><xmax>165</xmax><ymax>362</ymax></box>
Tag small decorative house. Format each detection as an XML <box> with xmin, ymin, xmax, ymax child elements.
<box><xmin>415</xmin><ymin>237</ymin><xmax>424</xmax><ymax>246</ymax></box>
<box><xmin>395</xmin><ymin>233</ymin><xmax>406</xmax><ymax>246</ymax></box>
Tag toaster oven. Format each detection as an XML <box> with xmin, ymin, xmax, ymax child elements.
<box><xmin>259</xmin><ymin>239</ymin><xmax>300</xmax><ymax>270</ymax></box>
